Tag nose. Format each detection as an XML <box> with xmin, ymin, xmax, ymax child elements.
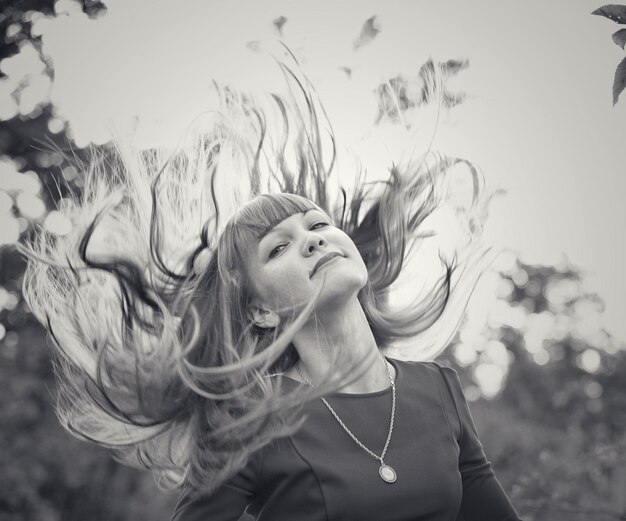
<box><xmin>303</xmin><ymin>233</ymin><xmax>326</xmax><ymax>255</ymax></box>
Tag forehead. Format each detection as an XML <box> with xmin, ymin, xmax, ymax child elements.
<box><xmin>233</xmin><ymin>195</ymin><xmax>320</xmax><ymax>239</ymax></box>
<box><xmin>261</xmin><ymin>208</ymin><xmax>321</xmax><ymax>236</ymax></box>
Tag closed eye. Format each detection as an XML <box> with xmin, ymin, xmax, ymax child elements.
<box><xmin>269</xmin><ymin>243</ymin><xmax>287</xmax><ymax>259</ymax></box>
<box><xmin>268</xmin><ymin>222</ymin><xmax>329</xmax><ymax>259</ymax></box>
<box><xmin>310</xmin><ymin>221</ymin><xmax>329</xmax><ymax>230</ymax></box>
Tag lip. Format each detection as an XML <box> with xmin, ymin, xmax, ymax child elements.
<box><xmin>310</xmin><ymin>252</ymin><xmax>343</xmax><ymax>278</ymax></box>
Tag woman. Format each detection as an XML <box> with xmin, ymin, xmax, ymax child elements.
<box><xmin>22</xmin><ymin>58</ymin><xmax>521</xmax><ymax>520</ymax></box>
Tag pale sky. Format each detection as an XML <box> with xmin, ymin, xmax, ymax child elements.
<box><xmin>13</xmin><ymin>0</ymin><xmax>626</xmax><ymax>342</ymax></box>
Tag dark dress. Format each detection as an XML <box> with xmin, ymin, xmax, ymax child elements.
<box><xmin>171</xmin><ymin>360</ymin><xmax>522</xmax><ymax>520</ymax></box>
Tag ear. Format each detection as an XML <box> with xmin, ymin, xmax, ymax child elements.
<box><xmin>247</xmin><ymin>302</ymin><xmax>280</xmax><ymax>329</ymax></box>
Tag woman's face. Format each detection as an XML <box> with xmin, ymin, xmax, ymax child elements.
<box><xmin>244</xmin><ymin>208</ymin><xmax>368</xmax><ymax>323</ymax></box>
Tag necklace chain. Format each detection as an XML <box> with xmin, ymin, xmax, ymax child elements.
<box><xmin>295</xmin><ymin>359</ymin><xmax>396</xmax><ymax>467</ymax></box>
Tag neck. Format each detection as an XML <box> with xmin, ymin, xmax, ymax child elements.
<box><xmin>289</xmin><ymin>296</ymin><xmax>393</xmax><ymax>393</ymax></box>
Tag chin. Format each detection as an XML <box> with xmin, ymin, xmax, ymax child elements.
<box><xmin>316</xmin><ymin>272</ymin><xmax>366</xmax><ymax>307</ymax></box>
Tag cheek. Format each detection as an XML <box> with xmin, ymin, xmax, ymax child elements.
<box><xmin>257</xmin><ymin>264</ymin><xmax>311</xmax><ymax>307</ymax></box>
<box><xmin>342</xmin><ymin>242</ymin><xmax>369</xmax><ymax>288</ymax></box>
<box><xmin>339</xmin><ymin>235</ymin><xmax>368</xmax><ymax>273</ymax></box>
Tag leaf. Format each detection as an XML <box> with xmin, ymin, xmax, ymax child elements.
<box><xmin>418</xmin><ymin>58</ymin><xmax>469</xmax><ymax>107</ymax></box>
<box><xmin>353</xmin><ymin>15</ymin><xmax>381</xmax><ymax>50</ymax></box>
<box><xmin>613</xmin><ymin>55</ymin><xmax>626</xmax><ymax>104</ymax></box>
<box><xmin>442</xmin><ymin>59</ymin><xmax>470</xmax><ymax>75</ymax></box>
<box><xmin>591</xmin><ymin>5</ymin><xmax>626</xmax><ymax>24</ymax></box>
<box><xmin>612</xmin><ymin>28</ymin><xmax>626</xmax><ymax>47</ymax></box>
<box><xmin>273</xmin><ymin>16</ymin><xmax>287</xmax><ymax>36</ymax></box>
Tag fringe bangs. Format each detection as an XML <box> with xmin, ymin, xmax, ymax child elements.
<box><xmin>233</xmin><ymin>193</ymin><xmax>320</xmax><ymax>238</ymax></box>
<box><xmin>20</xmin><ymin>56</ymin><xmax>497</xmax><ymax>494</ymax></box>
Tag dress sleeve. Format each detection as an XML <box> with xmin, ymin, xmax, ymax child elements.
<box><xmin>437</xmin><ymin>364</ymin><xmax>522</xmax><ymax>521</ymax></box>
<box><xmin>170</xmin><ymin>456</ymin><xmax>258</xmax><ymax>521</ymax></box>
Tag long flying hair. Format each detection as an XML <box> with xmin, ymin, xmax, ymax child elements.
<box><xmin>21</xmin><ymin>55</ymin><xmax>494</xmax><ymax>493</ymax></box>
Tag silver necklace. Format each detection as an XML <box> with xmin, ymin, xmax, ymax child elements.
<box><xmin>295</xmin><ymin>359</ymin><xmax>397</xmax><ymax>484</ymax></box>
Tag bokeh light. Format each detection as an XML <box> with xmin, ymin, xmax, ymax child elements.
<box><xmin>48</xmin><ymin>117</ymin><xmax>65</xmax><ymax>133</ymax></box>
<box><xmin>6</xmin><ymin>23</ymin><xmax>21</xmax><ymax>41</ymax></box>
<box><xmin>524</xmin><ymin>312</ymin><xmax>555</xmax><ymax>352</ymax></box>
<box><xmin>16</xmin><ymin>193</ymin><xmax>46</xmax><ymax>220</ymax></box>
<box><xmin>488</xmin><ymin>300</ymin><xmax>527</xmax><ymax>330</ymax></box>
<box><xmin>474</xmin><ymin>363</ymin><xmax>507</xmax><ymax>399</ymax></box>
<box><xmin>61</xmin><ymin>165</ymin><xmax>77</xmax><ymax>181</ymax></box>
<box><xmin>577</xmin><ymin>349</ymin><xmax>602</xmax><ymax>373</ymax></box>
<box><xmin>454</xmin><ymin>343</ymin><xmax>478</xmax><ymax>366</ymax></box>
<box><xmin>491</xmin><ymin>250</ymin><xmax>518</xmax><ymax>275</ymax></box>
<box><xmin>18</xmin><ymin>74</ymin><xmax>51</xmax><ymax>116</ymax></box>
<box><xmin>17</xmin><ymin>217</ymin><xmax>29</xmax><ymax>233</ymax></box>
<box><xmin>511</xmin><ymin>269</ymin><xmax>528</xmax><ymax>288</ymax></box>
<box><xmin>0</xmin><ymin>191</ymin><xmax>13</xmax><ymax>213</ymax></box>
<box><xmin>0</xmin><ymin>217</ymin><xmax>20</xmax><ymax>246</ymax></box>
<box><xmin>495</xmin><ymin>278</ymin><xmax>514</xmax><ymax>299</ymax></box>
<box><xmin>463</xmin><ymin>385</ymin><xmax>481</xmax><ymax>402</ymax></box>
<box><xmin>0</xmin><ymin>162</ymin><xmax>42</xmax><ymax>193</ymax></box>
<box><xmin>0</xmin><ymin>78</ymin><xmax>18</xmax><ymax>120</ymax></box>
<box><xmin>44</xmin><ymin>210</ymin><xmax>73</xmax><ymax>236</ymax></box>
<box><xmin>0</xmin><ymin>289</ymin><xmax>20</xmax><ymax>312</ymax></box>
<box><xmin>3</xmin><ymin>330</ymin><xmax>19</xmax><ymax>348</ymax></box>
<box><xmin>0</xmin><ymin>161</ymin><xmax>46</xmax><ymax>244</ymax></box>
<box><xmin>545</xmin><ymin>278</ymin><xmax>583</xmax><ymax>308</ymax></box>
<box><xmin>532</xmin><ymin>350</ymin><xmax>550</xmax><ymax>366</ymax></box>
<box><xmin>0</xmin><ymin>41</ymin><xmax>46</xmax><ymax>79</ymax></box>
<box><xmin>484</xmin><ymin>340</ymin><xmax>510</xmax><ymax>366</ymax></box>
<box><xmin>584</xmin><ymin>381</ymin><xmax>603</xmax><ymax>399</ymax></box>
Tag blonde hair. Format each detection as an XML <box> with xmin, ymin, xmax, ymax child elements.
<box><xmin>20</xmin><ymin>58</ymin><xmax>494</xmax><ymax>494</ymax></box>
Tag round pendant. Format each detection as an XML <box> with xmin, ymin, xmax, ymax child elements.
<box><xmin>378</xmin><ymin>464</ymin><xmax>397</xmax><ymax>483</ymax></box>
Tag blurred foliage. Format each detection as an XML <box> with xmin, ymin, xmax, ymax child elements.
<box><xmin>439</xmin><ymin>259</ymin><xmax>626</xmax><ymax>520</ymax></box>
<box><xmin>1</xmin><ymin>2</ymin><xmax>625</xmax><ymax>521</ymax></box>
<box><xmin>1</xmin><ymin>2</ymin><xmax>177</xmax><ymax>520</ymax></box>
<box><xmin>0</xmin><ymin>254</ymin><xmax>178</xmax><ymax>521</ymax></box>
